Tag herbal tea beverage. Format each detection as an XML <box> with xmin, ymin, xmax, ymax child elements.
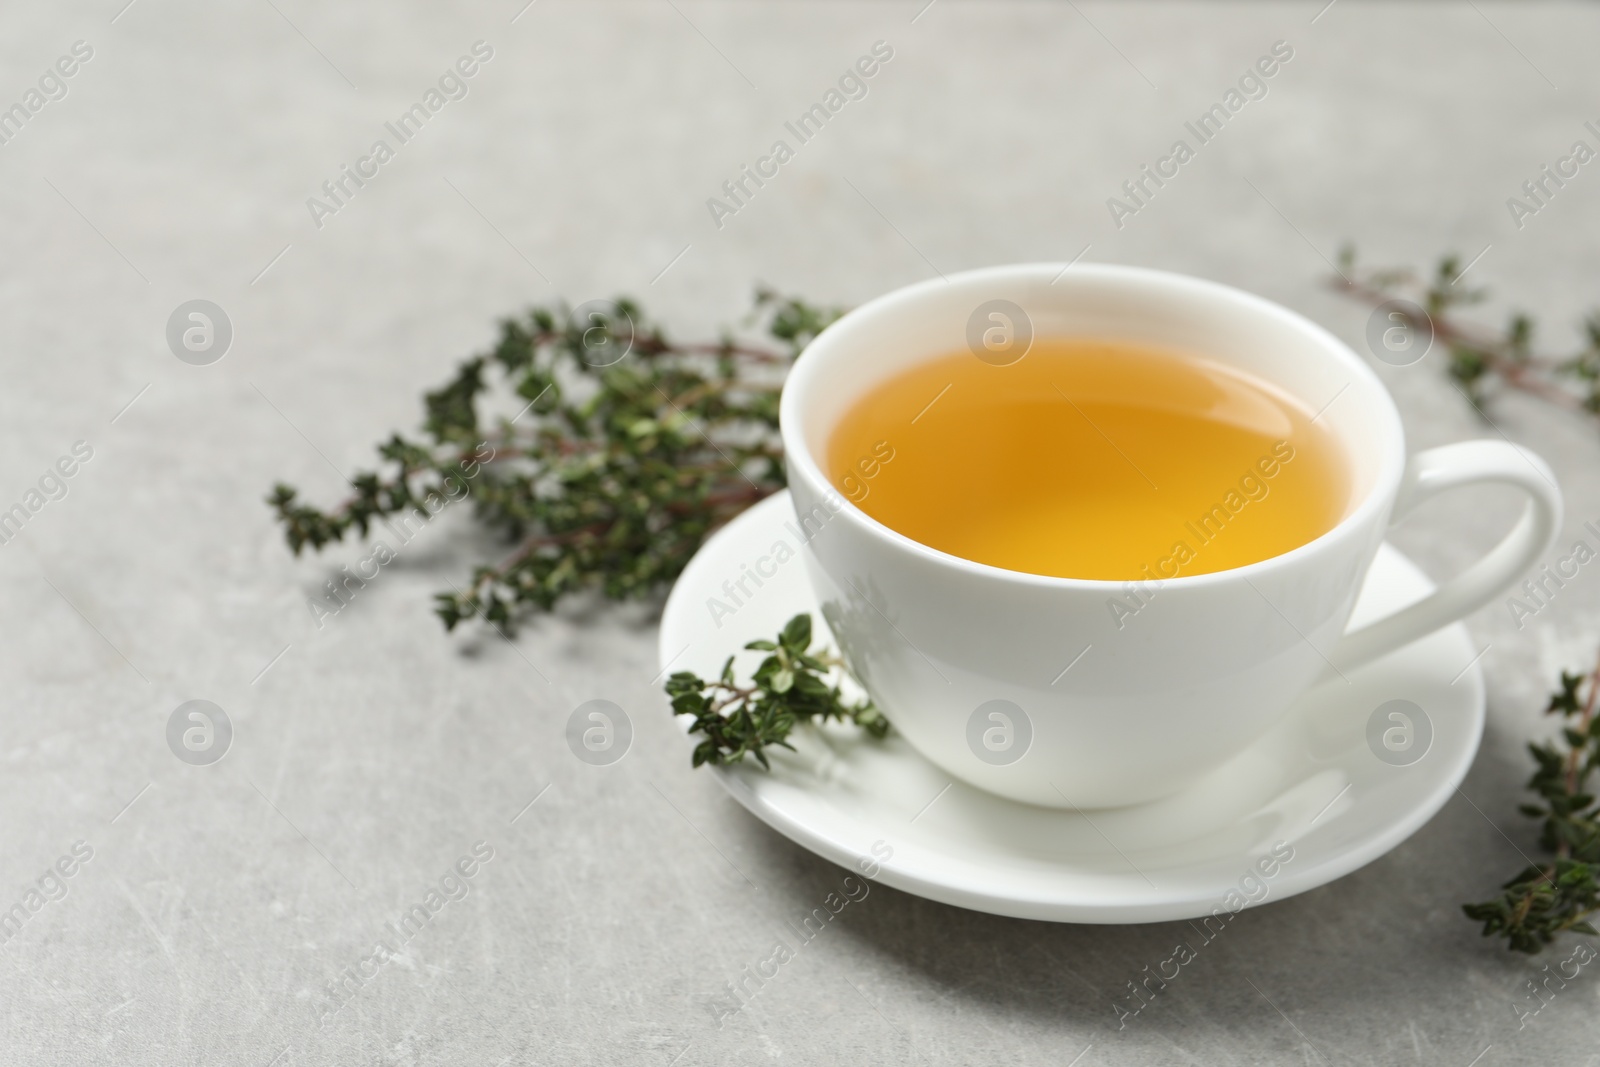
<box><xmin>826</xmin><ymin>338</ymin><xmax>1350</xmax><ymax>580</ymax></box>
<box><xmin>787</xmin><ymin>263</ymin><xmax>1560</xmax><ymax>810</ymax></box>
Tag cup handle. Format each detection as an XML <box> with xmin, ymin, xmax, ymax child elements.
<box><xmin>1329</xmin><ymin>440</ymin><xmax>1562</xmax><ymax>673</ymax></box>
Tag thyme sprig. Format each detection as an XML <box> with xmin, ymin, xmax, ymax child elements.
<box><xmin>1332</xmin><ymin>247</ymin><xmax>1600</xmax><ymax>414</ymax></box>
<box><xmin>664</xmin><ymin>613</ymin><xmax>888</xmax><ymax>769</ymax></box>
<box><xmin>1463</xmin><ymin>652</ymin><xmax>1600</xmax><ymax>953</ymax></box>
<box><xmin>268</xmin><ymin>289</ymin><xmax>843</xmax><ymax>633</ymax></box>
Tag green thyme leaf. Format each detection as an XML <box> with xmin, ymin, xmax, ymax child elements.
<box><xmin>664</xmin><ymin>613</ymin><xmax>887</xmax><ymax>768</ymax></box>
<box><xmin>1461</xmin><ymin>652</ymin><xmax>1600</xmax><ymax>952</ymax></box>
<box><xmin>268</xmin><ymin>290</ymin><xmax>844</xmax><ymax>634</ymax></box>
<box><xmin>1335</xmin><ymin>249</ymin><xmax>1600</xmax><ymax>425</ymax></box>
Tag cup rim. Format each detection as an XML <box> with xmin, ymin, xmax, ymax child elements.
<box><xmin>778</xmin><ymin>261</ymin><xmax>1406</xmax><ymax>592</ymax></box>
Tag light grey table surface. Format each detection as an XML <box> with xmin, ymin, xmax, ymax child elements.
<box><xmin>2</xmin><ymin>1</ymin><xmax>1598</xmax><ymax>1063</ymax></box>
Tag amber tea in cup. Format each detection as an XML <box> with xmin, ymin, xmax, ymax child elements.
<box><xmin>826</xmin><ymin>338</ymin><xmax>1350</xmax><ymax>581</ymax></box>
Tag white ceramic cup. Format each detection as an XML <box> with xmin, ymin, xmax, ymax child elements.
<box><xmin>779</xmin><ymin>263</ymin><xmax>1562</xmax><ymax>809</ymax></box>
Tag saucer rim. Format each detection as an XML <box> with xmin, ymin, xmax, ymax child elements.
<box><xmin>660</xmin><ymin>491</ymin><xmax>1484</xmax><ymax>924</ymax></box>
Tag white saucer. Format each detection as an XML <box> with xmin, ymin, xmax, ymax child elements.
<box><xmin>658</xmin><ymin>492</ymin><xmax>1485</xmax><ymax>923</ymax></box>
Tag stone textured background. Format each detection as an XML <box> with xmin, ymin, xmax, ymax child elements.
<box><xmin>0</xmin><ymin>1</ymin><xmax>1596</xmax><ymax>1063</ymax></box>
